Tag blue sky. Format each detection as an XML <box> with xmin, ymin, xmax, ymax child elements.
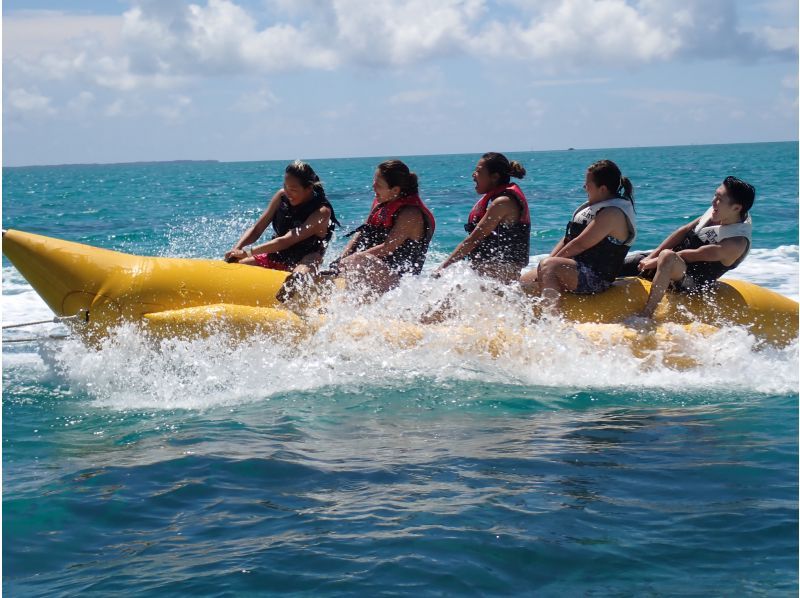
<box><xmin>2</xmin><ymin>0</ymin><xmax>798</xmax><ymax>166</ymax></box>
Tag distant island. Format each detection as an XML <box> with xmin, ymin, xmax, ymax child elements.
<box><xmin>6</xmin><ymin>159</ymin><xmax>220</xmax><ymax>169</ymax></box>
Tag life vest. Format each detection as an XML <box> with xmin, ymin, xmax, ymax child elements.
<box><xmin>564</xmin><ymin>196</ymin><xmax>637</xmax><ymax>282</ymax></box>
<box><xmin>674</xmin><ymin>206</ymin><xmax>752</xmax><ymax>285</ymax></box>
<box><xmin>268</xmin><ymin>190</ymin><xmax>339</xmax><ymax>268</ymax></box>
<box><xmin>464</xmin><ymin>183</ymin><xmax>531</xmax><ymax>267</ymax></box>
<box><xmin>354</xmin><ymin>194</ymin><xmax>436</xmax><ymax>275</ymax></box>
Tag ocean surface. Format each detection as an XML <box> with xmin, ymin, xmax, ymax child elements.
<box><xmin>3</xmin><ymin>142</ymin><xmax>798</xmax><ymax>595</ymax></box>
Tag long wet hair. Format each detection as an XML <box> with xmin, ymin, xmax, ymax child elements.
<box><xmin>377</xmin><ymin>160</ymin><xmax>418</xmax><ymax>197</ymax></box>
<box><xmin>587</xmin><ymin>159</ymin><xmax>634</xmax><ymax>205</ymax></box>
<box><xmin>481</xmin><ymin>152</ymin><xmax>526</xmax><ymax>186</ymax></box>
<box><xmin>285</xmin><ymin>160</ymin><xmax>326</xmax><ymax>200</ymax></box>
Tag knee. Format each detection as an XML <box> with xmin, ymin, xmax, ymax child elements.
<box><xmin>657</xmin><ymin>250</ymin><xmax>679</xmax><ymax>269</ymax></box>
<box><xmin>537</xmin><ymin>258</ymin><xmax>553</xmax><ymax>278</ymax></box>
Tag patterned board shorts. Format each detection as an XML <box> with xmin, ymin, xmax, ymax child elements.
<box><xmin>574</xmin><ymin>261</ymin><xmax>613</xmax><ymax>295</ymax></box>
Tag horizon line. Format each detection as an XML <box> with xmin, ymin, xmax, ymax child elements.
<box><xmin>4</xmin><ymin>139</ymin><xmax>797</xmax><ymax>169</ymax></box>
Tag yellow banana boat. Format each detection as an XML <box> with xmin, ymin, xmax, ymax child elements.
<box><xmin>3</xmin><ymin>229</ymin><xmax>798</xmax><ymax>346</ymax></box>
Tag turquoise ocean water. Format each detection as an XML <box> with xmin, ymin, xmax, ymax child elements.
<box><xmin>3</xmin><ymin>142</ymin><xmax>798</xmax><ymax>595</ymax></box>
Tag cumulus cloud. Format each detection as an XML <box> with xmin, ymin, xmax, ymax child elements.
<box><xmin>3</xmin><ymin>0</ymin><xmax>795</xmax><ymax>98</ymax></box>
<box><xmin>67</xmin><ymin>91</ymin><xmax>95</xmax><ymax>112</ymax></box>
<box><xmin>156</xmin><ymin>95</ymin><xmax>192</xmax><ymax>122</ymax></box>
<box><xmin>234</xmin><ymin>88</ymin><xmax>279</xmax><ymax>113</ymax></box>
<box><xmin>6</xmin><ymin>88</ymin><xmax>56</xmax><ymax>115</ymax></box>
<box><xmin>121</xmin><ymin>0</ymin><xmax>339</xmax><ymax>76</ymax></box>
<box><xmin>331</xmin><ymin>0</ymin><xmax>484</xmax><ymax>66</ymax></box>
<box><xmin>389</xmin><ymin>90</ymin><xmax>442</xmax><ymax>105</ymax></box>
<box><xmin>481</xmin><ymin>0</ymin><xmax>679</xmax><ymax>67</ymax></box>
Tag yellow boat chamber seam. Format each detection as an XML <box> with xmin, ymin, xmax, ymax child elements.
<box><xmin>3</xmin><ymin>229</ymin><xmax>798</xmax><ymax>346</ymax></box>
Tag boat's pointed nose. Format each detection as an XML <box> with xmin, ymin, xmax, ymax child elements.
<box><xmin>2</xmin><ymin>229</ymin><xmax>138</xmax><ymax>316</ymax></box>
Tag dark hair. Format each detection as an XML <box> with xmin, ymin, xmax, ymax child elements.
<box><xmin>480</xmin><ymin>152</ymin><xmax>526</xmax><ymax>185</ymax></box>
<box><xmin>723</xmin><ymin>176</ymin><xmax>755</xmax><ymax>219</ymax></box>
<box><xmin>587</xmin><ymin>159</ymin><xmax>634</xmax><ymax>203</ymax></box>
<box><xmin>285</xmin><ymin>160</ymin><xmax>325</xmax><ymax>198</ymax></box>
<box><xmin>377</xmin><ymin>160</ymin><xmax>418</xmax><ymax>197</ymax></box>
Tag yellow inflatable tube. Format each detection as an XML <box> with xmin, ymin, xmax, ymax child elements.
<box><xmin>3</xmin><ymin>229</ymin><xmax>798</xmax><ymax>345</ymax></box>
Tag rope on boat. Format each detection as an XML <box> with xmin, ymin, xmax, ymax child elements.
<box><xmin>2</xmin><ymin>310</ymin><xmax>89</xmax><ymax>330</ymax></box>
<box><xmin>3</xmin><ymin>335</ymin><xmax>72</xmax><ymax>344</ymax></box>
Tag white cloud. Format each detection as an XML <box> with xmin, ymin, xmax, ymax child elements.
<box><xmin>67</xmin><ymin>91</ymin><xmax>95</xmax><ymax>112</ymax></box>
<box><xmin>526</xmin><ymin>98</ymin><xmax>547</xmax><ymax>124</ymax></box>
<box><xmin>2</xmin><ymin>0</ymin><xmax>795</xmax><ymax>98</ymax></box>
<box><xmin>6</xmin><ymin>88</ymin><xmax>56</xmax><ymax>115</ymax></box>
<box><xmin>482</xmin><ymin>0</ymin><xmax>679</xmax><ymax>67</ymax></box>
<box><xmin>389</xmin><ymin>90</ymin><xmax>441</xmax><ymax>105</ymax></box>
<box><xmin>156</xmin><ymin>95</ymin><xmax>192</xmax><ymax>122</ymax></box>
<box><xmin>331</xmin><ymin>0</ymin><xmax>484</xmax><ymax>66</ymax></box>
<box><xmin>121</xmin><ymin>0</ymin><xmax>339</xmax><ymax>77</ymax></box>
<box><xmin>234</xmin><ymin>88</ymin><xmax>279</xmax><ymax>112</ymax></box>
<box><xmin>105</xmin><ymin>99</ymin><xmax>126</xmax><ymax>117</ymax></box>
<box><xmin>530</xmin><ymin>77</ymin><xmax>611</xmax><ymax>87</ymax></box>
<box><xmin>615</xmin><ymin>89</ymin><xmax>737</xmax><ymax>107</ymax></box>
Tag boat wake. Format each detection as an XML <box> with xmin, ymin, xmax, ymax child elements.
<box><xmin>4</xmin><ymin>261</ymin><xmax>797</xmax><ymax>410</ymax></box>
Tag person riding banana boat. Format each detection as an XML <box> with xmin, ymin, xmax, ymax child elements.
<box><xmin>224</xmin><ymin>160</ymin><xmax>339</xmax><ymax>299</ymax></box>
<box><xmin>620</xmin><ymin>176</ymin><xmax>755</xmax><ymax>318</ymax></box>
<box><xmin>329</xmin><ymin>159</ymin><xmax>436</xmax><ymax>296</ymax></box>
<box><xmin>520</xmin><ymin>159</ymin><xmax>636</xmax><ymax>302</ymax></box>
<box><xmin>434</xmin><ymin>152</ymin><xmax>531</xmax><ymax>284</ymax></box>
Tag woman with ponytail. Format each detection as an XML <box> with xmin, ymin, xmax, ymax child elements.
<box><xmin>225</xmin><ymin>160</ymin><xmax>339</xmax><ymax>295</ymax></box>
<box><xmin>434</xmin><ymin>152</ymin><xmax>531</xmax><ymax>283</ymax></box>
<box><xmin>520</xmin><ymin>159</ymin><xmax>636</xmax><ymax>297</ymax></box>
<box><xmin>333</xmin><ymin>159</ymin><xmax>436</xmax><ymax>294</ymax></box>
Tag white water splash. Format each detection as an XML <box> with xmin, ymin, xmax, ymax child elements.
<box><xmin>4</xmin><ymin>246</ymin><xmax>798</xmax><ymax>410</ymax></box>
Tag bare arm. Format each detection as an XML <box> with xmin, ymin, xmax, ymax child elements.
<box><xmin>650</xmin><ymin>218</ymin><xmax>700</xmax><ymax>257</ymax></box>
<box><xmin>227</xmin><ymin>206</ymin><xmax>331</xmax><ymax>261</ymax></box>
<box><xmin>338</xmin><ymin>231</ymin><xmax>363</xmax><ymax>260</ymax></box>
<box><xmin>677</xmin><ymin>236</ymin><xmax>748</xmax><ymax>266</ymax></box>
<box><xmin>638</xmin><ymin>217</ymin><xmax>701</xmax><ymax>271</ymax></box>
<box><xmin>225</xmin><ymin>189</ymin><xmax>283</xmax><ymax>259</ymax></box>
<box><xmin>437</xmin><ymin>196</ymin><xmax>519</xmax><ymax>271</ymax></box>
<box><xmin>549</xmin><ymin>238</ymin><xmax>566</xmax><ymax>257</ymax></box>
<box><xmin>554</xmin><ymin>208</ymin><xmax>627</xmax><ymax>259</ymax></box>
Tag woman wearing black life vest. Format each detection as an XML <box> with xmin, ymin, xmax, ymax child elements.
<box><xmin>225</xmin><ymin>160</ymin><xmax>339</xmax><ymax>287</ymax></box>
<box><xmin>520</xmin><ymin>159</ymin><xmax>636</xmax><ymax>297</ymax></box>
<box><xmin>333</xmin><ymin>160</ymin><xmax>435</xmax><ymax>294</ymax></box>
<box><xmin>434</xmin><ymin>152</ymin><xmax>530</xmax><ymax>283</ymax></box>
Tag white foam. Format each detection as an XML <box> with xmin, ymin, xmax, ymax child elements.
<box><xmin>4</xmin><ymin>246</ymin><xmax>798</xmax><ymax>410</ymax></box>
<box><xmin>731</xmin><ymin>245</ymin><xmax>799</xmax><ymax>302</ymax></box>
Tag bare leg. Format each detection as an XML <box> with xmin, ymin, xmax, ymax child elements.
<box><xmin>275</xmin><ymin>254</ymin><xmax>323</xmax><ymax>303</ymax></box>
<box><xmin>519</xmin><ymin>267</ymin><xmax>540</xmax><ymax>294</ymax></box>
<box><xmin>338</xmin><ymin>253</ymin><xmax>401</xmax><ymax>296</ymax></box>
<box><xmin>640</xmin><ymin>250</ymin><xmax>686</xmax><ymax>318</ymax></box>
<box><xmin>471</xmin><ymin>262</ymin><xmax>522</xmax><ymax>285</ymax></box>
<box><xmin>235</xmin><ymin>256</ymin><xmax>259</xmax><ymax>266</ymax></box>
<box><xmin>538</xmin><ymin>257</ymin><xmax>579</xmax><ymax>293</ymax></box>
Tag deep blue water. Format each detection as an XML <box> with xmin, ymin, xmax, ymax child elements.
<box><xmin>3</xmin><ymin>142</ymin><xmax>798</xmax><ymax>595</ymax></box>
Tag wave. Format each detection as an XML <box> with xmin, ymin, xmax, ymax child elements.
<box><xmin>3</xmin><ymin>250</ymin><xmax>798</xmax><ymax>410</ymax></box>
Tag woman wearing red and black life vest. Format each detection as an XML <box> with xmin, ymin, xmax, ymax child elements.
<box><xmin>225</xmin><ymin>160</ymin><xmax>339</xmax><ymax>292</ymax></box>
<box><xmin>520</xmin><ymin>159</ymin><xmax>636</xmax><ymax>298</ymax></box>
<box><xmin>334</xmin><ymin>160</ymin><xmax>435</xmax><ymax>294</ymax></box>
<box><xmin>434</xmin><ymin>152</ymin><xmax>531</xmax><ymax>283</ymax></box>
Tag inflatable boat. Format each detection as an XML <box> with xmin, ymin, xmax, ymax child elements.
<box><xmin>2</xmin><ymin>229</ymin><xmax>798</xmax><ymax>346</ymax></box>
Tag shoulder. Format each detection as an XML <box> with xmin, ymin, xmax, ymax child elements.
<box><xmin>486</xmin><ymin>195</ymin><xmax>519</xmax><ymax>213</ymax></box>
<box><xmin>720</xmin><ymin>236</ymin><xmax>749</xmax><ymax>249</ymax></box>
<box><xmin>270</xmin><ymin>189</ymin><xmax>286</xmax><ymax>205</ymax></box>
<box><xmin>595</xmin><ymin>205</ymin><xmax>626</xmax><ymax>219</ymax></box>
<box><xmin>396</xmin><ymin>205</ymin><xmax>424</xmax><ymax>222</ymax></box>
<box><xmin>314</xmin><ymin>205</ymin><xmax>332</xmax><ymax>219</ymax></box>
